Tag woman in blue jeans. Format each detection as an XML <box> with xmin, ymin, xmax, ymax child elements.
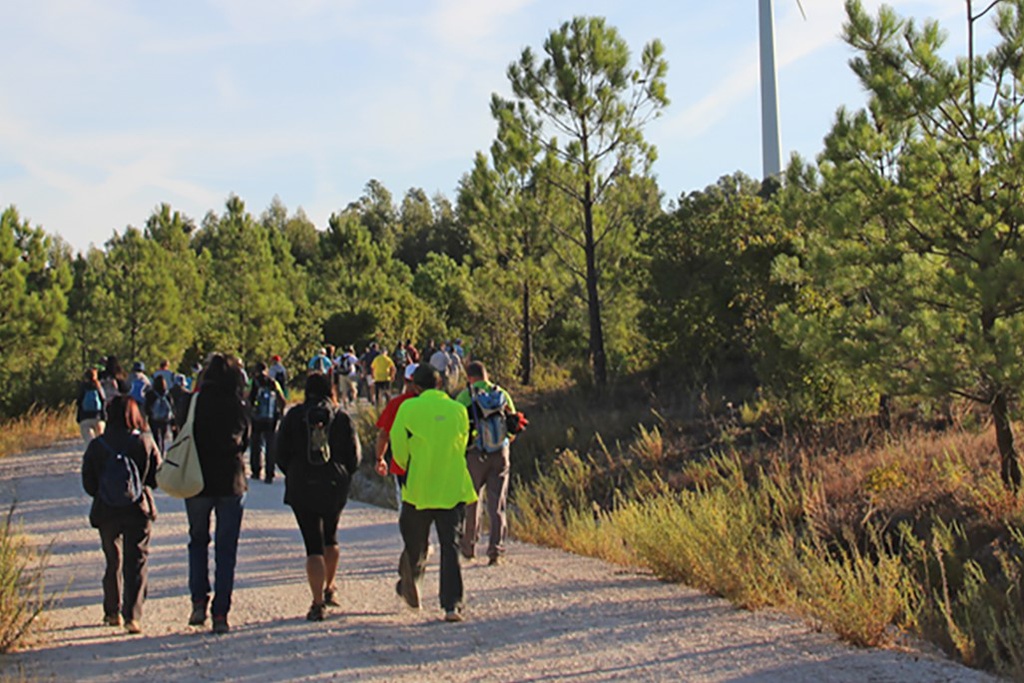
<box><xmin>185</xmin><ymin>353</ymin><xmax>250</xmax><ymax>634</ymax></box>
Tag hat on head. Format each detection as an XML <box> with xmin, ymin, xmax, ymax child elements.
<box><xmin>404</xmin><ymin>363</ymin><xmax>419</xmax><ymax>381</ymax></box>
<box><xmin>173</xmin><ymin>373</ymin><xmax>186</xmax><ymax>387</ymax></box>
<box><xmin>272</xmin><ymin>354</ymin><xmax>281</xmax><ymax>362</ymax></box>
<box><xmin>132</xmin><ymin>361</ymin><xmax>145</xmax><ymax>372</ymax></box>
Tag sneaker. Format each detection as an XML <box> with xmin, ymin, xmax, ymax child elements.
<box><xmin>324</xmin><ymin>587</ymin><xmax>340</xmax><ymax>607</ymax></box>
<box><xmin>397</xmin><ymin>556</ymin><xmax>421</xmax><ymax>609</ymax></box>
<box><xmin>211</xmin><ymin>615</ymin><xmax>230</xmax><ymax>634</ymax></box>
<box><xmin>103</xmin><ymin>614</ymin><xmax>123</xmax><ymax>627</ymax></box>
<box><xmin>188</xmin><ymin>602</ymin><xmax>207</xmax><ymax>626</ymax></box>
<box><xmin>124</xmin><ymin>620</ymin><xmax>143</xmax><ymax>635</ymax></box>
<box><xmin>487</xmin><ymin>555</ymin><xmax>500</xmax><ymax>567</ymax></box>
<box><xmin>395</xmin><ymin>579</ymin><xmax>420</xmax><ymax>610</ymax></box>
<box><xmin>444</xmin><ymin>609</ymin><xmax>464</xmax><ymax>623</ymax></box>
<box><xmin>306</xmin><ymin>602</ymin><xmax>326</xmax><ymax>622</ymax></box>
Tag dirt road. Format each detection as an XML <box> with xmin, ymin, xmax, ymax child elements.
<box><xmin>0</xmin><ymin>441</ymin><xmax>994</xmax><ymax>682</ymax></box>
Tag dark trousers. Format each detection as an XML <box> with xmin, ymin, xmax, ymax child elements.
<box><xmin>151</xmin><ymin>421</ymin><xmax>171</xmax><ymax>455</ymax></box>
<box><xmin>250</xmin><ymin>422</ymin><xmax>277</xmax><ymax>480</ymax></box>
<box><xmin>98</xmin><ymin>517</ymin><xmax>152</xmax><ymax>623</ymax></box>
<box><xmin>398</xmin><ymin>503</ymin><xmax>465</xmax><ymax>611</ymax></box>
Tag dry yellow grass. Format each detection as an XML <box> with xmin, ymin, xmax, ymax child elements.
<box><xmin>0</xmin><ymin>406</ymin><xmax>78</xmax><ymax>460</ymax></box>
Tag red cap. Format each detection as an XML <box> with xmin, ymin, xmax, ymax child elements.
<box><xmin>272</xmin><ymin>355</ymin><xmax>282</xmax><ymax>362</ymax></box>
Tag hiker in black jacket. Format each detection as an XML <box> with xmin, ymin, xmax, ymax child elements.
<box><xmin>247</xmin><ymin>362</ymin><xmax>286</xmax><ymax>483</ymax></box>
<box><xmin>185</xmin><ymin>353</ymin><xmax>250</xmax><ymax>634</ymax></box>
<box><xmin>273</xmin><ymin>372</ymin><xmax>361</xmax><ymax>621</ymax></box>
<box><xmin>81</xmin><ymin>395</ymin><xmax>160</xmax><ymax>635</ymax></box>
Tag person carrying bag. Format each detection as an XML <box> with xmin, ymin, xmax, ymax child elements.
<box><xmin>157</xmin><ymin>391</ymin><xmax>203</xmax><ymax>498</ymax></box>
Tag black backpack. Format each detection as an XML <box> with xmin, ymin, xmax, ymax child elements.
<box><xmin>304</xmin><ymin>401</ymin><xmax>335</xmax><ymax>466</ymax></box>
<box><xmin>96</xmin><ymin>438</ymin><xmax>144</xmax><ymax>507</ymax></box>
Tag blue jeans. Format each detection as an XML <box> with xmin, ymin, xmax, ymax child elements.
<box><xmin>185</xmin><ymin>494</ymin><xmax>245</xmax><ymax>617</ymax></box>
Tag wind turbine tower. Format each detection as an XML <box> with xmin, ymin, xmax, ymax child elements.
<box><xmin>758</xmin><ymin>0</ymin><xmax>782</xmax><ymax>179</ymax></box>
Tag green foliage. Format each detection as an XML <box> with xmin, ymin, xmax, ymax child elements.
<box><xmin>794</xmin><ymin>526</ymin><xmax>919</xmax><ymax>647</ymax></box>
<box><xmin>0</xmin><ymin>504</ymin><xmax>50</xmax><ymax>652</ymax></box>
<box><xmin>194</xmin><ymin>196</ymin><xmax>298</xmax><ymax>362</ymax></box>
<box><xmin>458</xmin><ymin>150</ymin><xmax>571</xmax><ymax>383</ymax></box>
<box><xmin>641</xmin><ymin>173</ymin><xmax>794</xmax><ymax>385</ymax></box>
<box><xmin>0</xmin><ymin>207</ymin><xmax>71</xmax><ymax>416</ymax></box>
<box><xmin>906</xmin><ymin>520</ymin><xmax>1024</xmax><ymax>675</ymax></box>
<box><xmin>103</xmin><ymin>226</ymin><xmax>192</xmax><ymax>364</ymax></box>
<box><xmin>773</xmin><ymin>1</ymin><xmax>1024</xmax><ymax>482</ymax></box>
<box><xmin>496</xmin><ymin>15</ymin><xmax>669</xmax><ymax>386</ymax></box>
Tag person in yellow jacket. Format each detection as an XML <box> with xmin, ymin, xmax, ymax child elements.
<box><xmin>390</xmin><ymin>364</ymin><xmax>476</xmax><ymax>622</ymax></box>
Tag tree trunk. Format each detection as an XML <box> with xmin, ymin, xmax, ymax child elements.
<box><xmin>992</xmin><ymin>391</ymin><xmax>1022</xmax><ymax>491</ymax></box>
<box><xmin>877</xmin><ymin>393</ymin><xmax>892</xmax><ymax>432</ymax></box>
<box><xmin>520</xmin><ymin>278</ymin><xmax>533</xmax><ymax>386</ymax></box>
<box><xmin>583</xmin><ymin>184</ymin><xmax>607</xmax><ymax>387</ymax></box>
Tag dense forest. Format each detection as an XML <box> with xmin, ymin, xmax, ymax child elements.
<box><xmin>5</xmin><ymin>1</ymin><xmax>1024</xmax><ymax>489</ymax></box>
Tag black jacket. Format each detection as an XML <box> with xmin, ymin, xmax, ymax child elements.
<box><xmin>169</xmin><ymin>385</ymin><xmax>192</xmax><ymax>431</ymax></box>
<box><xmin>192</xmin><ymin>387</ymin><xmax>250</xmax><ymax>497</ymax></box>
<box><xmin>248</xmin><ymin>373</ymin><xmax>286</xmax><ymax>426</ymax></box>
<box><xmin>81</xmin><ymin>429</ymin><xmax>160</xmax><ymax>528</ymax></box>
<box><xmin>273</xmin><ymin>399</ymin><xmax>361</xmax><ymax>513</ymax></box>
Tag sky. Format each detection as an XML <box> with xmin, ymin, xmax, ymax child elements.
<box><xmin>0</xmin><ymin>1</ymin><xmax>973</xmax><ymax>253</ymax></box>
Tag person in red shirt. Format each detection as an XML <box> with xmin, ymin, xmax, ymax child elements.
<box><xmin>374</xmin><ymin>363</ymin><xmax>422</xmax><ymax>507</ymax></box>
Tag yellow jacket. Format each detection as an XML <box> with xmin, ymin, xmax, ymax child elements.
<box><xmin>390</xmin><ymin>389</ymin><xmax>476</xmax><ymax>509</ymax></box>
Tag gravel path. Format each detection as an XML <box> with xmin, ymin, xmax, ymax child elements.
<box><xmin>0</xmin><ymin>440</ymin><xmax>996</xmax><ymax>682</ymax></box>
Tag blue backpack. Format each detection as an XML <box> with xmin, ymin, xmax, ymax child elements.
<box><xmin>471</xmin><ymin>385</ymin><xmax>509</xmax><ymax>453</ymax></box>
<box><xmin>96</xmin><ymin>438</ymin><xmax>144</xmax><ymax>507</ymax></box>
<box><xmin>82</xmin><ymin>388</ymin><xmax>103</xmax><ymax>414</ymax></box>
<box><xmin>130</xmin><ymin>376</ymin><xmax>148</xmax><ymax>405</ymax></box>
<box><xmin>150</xmin><ymin>392</ymin><xmax>173</xmax><ymax>423</ymax></box>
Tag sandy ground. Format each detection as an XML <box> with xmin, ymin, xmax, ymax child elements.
<box><xmin>0</xmin><ymin>439</ymin><xmax>997</xmax><ymax>682</ymax></box>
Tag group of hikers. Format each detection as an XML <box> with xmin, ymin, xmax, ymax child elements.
<box><xmin>307</xmin><ymin>339</ymin><xmax>469</xmax><ymax>410</ymax></box>
<box><xmin>77</xmin><ymin>342</ymin><xmax>523</xmax><ymax>635</ymax></box>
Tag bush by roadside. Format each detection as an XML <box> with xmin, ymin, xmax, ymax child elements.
<box><xmin>511</xmin><ymin>415</ymin><xmax>1024</xmax><ymax>679</ymax></box>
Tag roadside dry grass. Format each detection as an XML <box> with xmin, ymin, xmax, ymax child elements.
<box><xmin>510</xmin><ymin>395</ymin><xmax>1024</xmax><ymax>679</ymax></box>
<box><xmin>0</xmin><ymin>406</ymin><xmax>77</xmax><ymax>461</ymax></box>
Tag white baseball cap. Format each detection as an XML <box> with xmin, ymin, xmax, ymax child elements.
<box><xmin>404</xmin><ymin>363</ymin><xmax>419</xmax><ymax>381</ymax></box>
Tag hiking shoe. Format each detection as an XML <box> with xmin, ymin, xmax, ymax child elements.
<box><xmin>444</xmin><ymin>609</ymin><xmax>464</xmax><ymax>623</ymax></box>
<box><xmin>395</xmin><ymin>579</ymin><xmax>420</xmax><ymax>610</ymax></box>
<box><xmin>104</xmin><ymin>614</ymin><xmax>123</xmax><ymax>627</ymax></box>
<box><xmin>188</xmin><ymin>603</ymin><xmax>207</xmax><ymax>626</ymax></box>
<box><xmin>306</xmin><ymin>602</ymin><xmax>326</xmax><ymax>622</ymax></box>
<box><xmin>324</xmin><ymin>587</ymin><xmax>340</xmax><ymax>607</ymax></box>
<box><xmin>211</xmin><ymin>616</ymin><xmax>230</xmax><ymax>634</ymax></box>
<box><xmin>124</xmin><ymin>620</ymin><xmax>143</xmax><ymax>635</ymax></box>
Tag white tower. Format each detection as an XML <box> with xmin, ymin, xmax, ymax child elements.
<box><xmin>758</xmin><ymin>0</ymin><xmax>783</xmax><ymax>178</ymax></box>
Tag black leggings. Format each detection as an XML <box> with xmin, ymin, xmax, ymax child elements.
<box><xmin>291</xmin><ymin>506</ymin><xmax>341</xmax><ymax>556</ymax></box>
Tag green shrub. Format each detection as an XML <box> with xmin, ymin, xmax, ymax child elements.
<box><xmin>794</xmin><ymin>526</ymin><xmax>919</xmax><ymax>647</ymax></box>
<box><xmin>0</xmin><ymin>505</ymin><xmax>50</xmax><ymax>652</ymax></box>
<box><xmin>908</xmin><ymin>520</ymin><xmax>1024</xmax><ymax>675</ymax></box>
<box><xmin>617</xmin><ymin>470</ymin><xmax>797</xmax><ymax>610</ymax></box>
